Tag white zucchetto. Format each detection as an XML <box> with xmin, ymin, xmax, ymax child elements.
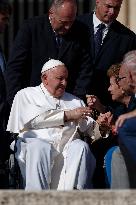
<box><xmin>41</xmin><ymin>59</ymin><xmax>65</xmax><ymax>73</ymax></box>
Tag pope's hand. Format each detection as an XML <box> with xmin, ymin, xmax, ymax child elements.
<box><xmin>64</xmin><ymin>107</ymin><xmax>92</xmax><ymax>121</ymax></box>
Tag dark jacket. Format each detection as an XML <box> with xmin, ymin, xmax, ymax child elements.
<box><xmin>0</xmin><ymin>69</ymin><xmax>6</xmax><ymax>129</ymax></box>
<box><xmin>0</xmin><ymin>46</ymin><xmax>9</xmax><ymax>161</ymax></box>
<box><xmin>118</xmin><ymin>116</ymin><xmax>136</xmax><ymax>188</ymax></box>
<box><xmin>113</xmin><ymin>95</ymin><xmax>136</xmax><ymax>120</ymax></box>
<box><xmin>115</xmin><ymin>95</ymin><xmax>136</xmax><ymax>188</ymax></box>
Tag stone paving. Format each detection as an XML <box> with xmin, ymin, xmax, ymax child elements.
<box><xmin>0</xmin><ymin>190</ymin><xmax>136</xmax><ymax>205</ymax></box>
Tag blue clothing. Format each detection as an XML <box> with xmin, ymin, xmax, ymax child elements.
<box><xmin>104</xmin><ymin>146</ymin><xmax>118</xmax><ymax>187</ymax></box>
<box><xmin>118</xmin><ymin>117</ymin><xmax>136</xmax><ymax>188</ymax></box>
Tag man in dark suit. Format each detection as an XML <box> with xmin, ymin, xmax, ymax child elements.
<box><xmin>0</xmin><ymin>0</ymin><xmax>12</xmax><ymax>188</ymax></box>
<box><xmin>5</xmin><ymin>0</ymin><xmax>92</xmax><ymax>107</ymax></box>
<box><xmin>78</xmin><ymin>0</ymin><xmax>136</xmax><ymax>107</ymax></box>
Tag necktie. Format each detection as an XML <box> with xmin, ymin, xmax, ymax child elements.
<box><xmin>56</xmin><ymin>35</ymin><xmax>62</xmax><ymax>48</ymax></box>
<box><xmin>0</xmin><ymin>51</ymin><xmax>5</xmax><ymax>73</ymax></box>
<box><xmin>94</xmin><ymin>23</ymin><xmax>105</xmax><ymax>58</ymax></box>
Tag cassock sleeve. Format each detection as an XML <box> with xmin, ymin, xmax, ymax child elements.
<box><xmin>25</xmin><ymin>110</ymin><xmax>65</xmax><ymax>129</ymax></box>
<box><xmin>7</xmin><ymin>90</ymin><xmax>65</xmax><ymax>133</ymax></box>
<box><xmin>78</xmin><ymin>117</ymin><xmax>102</xmax><ymax>142</ymax></box>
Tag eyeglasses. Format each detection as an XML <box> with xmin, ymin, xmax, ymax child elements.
<box><xmin>117</xmin><ymin>76</ymin><xmax>126</xmax><ymax>82</ymax></box>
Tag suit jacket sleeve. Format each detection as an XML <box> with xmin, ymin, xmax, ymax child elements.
<box><xmin>73</xmin><ymin>45</ymin><xmax>93</xmax><ymax>99</ymax></box>
<box><xmin>5</xmin><ymin>20</ymin><xmax>32</xmax><ymax>106</ymax></box>
<box><xmin>72</xmin><ymin>20</ymin><xmax>93</xmax><ymax>100</ymax></box>
<box><xmin>0</xmin><ymin>70</ymin><xmax>6</xmax><ymax>128</ymax></box>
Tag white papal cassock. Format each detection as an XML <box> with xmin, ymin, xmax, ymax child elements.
<box><xmin>7</xmin><ymin>83</ymin><xmax>101</xmax><ymax>190</ymax></box>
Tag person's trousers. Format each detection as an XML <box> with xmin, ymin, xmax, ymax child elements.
<box><xmin>111</xmin><ymin>147</ymin><xmax>130</xmax><ymax>189</ymax></box>
<box><xmin>15</xmin><ymin>138</ymin><xmax>96</xmax><ymax>190</ymax></box>
<box><xmin>118</xmin><ymin>117</ymin><xmax>136</xmax><ymax>188</ymax></box>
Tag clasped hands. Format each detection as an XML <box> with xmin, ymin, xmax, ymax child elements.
<box><xmin>64</xmin><ymin>107</ymin><xmax>92</xmax><ymax>122</ymax></box>
<box><xmin>96</xmin><ymin>112</ymin><xmax>113</xmax><ymax>131</ymax></box>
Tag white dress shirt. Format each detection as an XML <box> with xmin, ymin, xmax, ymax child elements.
<box><xmin>93</xmin><ymin>13</ymin><xmax>111</xmax><ymax>44</ymax></box>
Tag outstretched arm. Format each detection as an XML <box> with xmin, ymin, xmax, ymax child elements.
<box><xmin>115</xmin><ymin>109</ymin><xmax>136</xmax><ymax>132</ymax></box>
<box><xmin>26</xmin><ymin>107</ymin><xmax>92</xmax><ymax>130</ymax></box>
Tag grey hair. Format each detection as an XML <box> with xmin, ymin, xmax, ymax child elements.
<box><xmin>122</xmin><ymin>50</ymin><xmax>136</xmax><ymax>76</ymax></box>
<box><xmin>49</xmin><ymin>0</ymin><xmax>77</xmax><ymax>9</ymax></box>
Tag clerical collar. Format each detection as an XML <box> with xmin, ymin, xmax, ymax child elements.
<box><xmin>40</xmin><ymin>83</ymin><xmax>61</xmax><ymax>109</ymax></box>
<box><xmin>40</xmin><ymin>83</ymin><xmax>53</xmax><ymax>97</ymax></box>
<box><xmin>40</xmin><ymin>83</ymin><xmax>63</xmax><ymax>100</ymax></box>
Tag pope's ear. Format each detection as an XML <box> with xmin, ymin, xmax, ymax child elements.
<box><xmin>49</xmin><ymin>6</ymin><xmax>55</xmax><ymax>17</ymax></box>
<box><xmin>41</xmin><ymin>73</ymin><xmax>47</xmax><ymax>83</ymax></box>
<box><xmin>128</xmin><ymin>70</ymin><xmax>133</xmax><ymax>82</ymax></box>
<box><xmin>95</xmin><ymin>0</ymin><xmax>100</xmax><ymax>5</ymax></box>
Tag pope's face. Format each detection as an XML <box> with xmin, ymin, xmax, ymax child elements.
<box><xmin>42</xmin><ymin>65</ymin><xmax>68</xmax><ymax>98</ymax></box>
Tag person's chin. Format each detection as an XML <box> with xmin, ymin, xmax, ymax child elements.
<box><xmin>111</xmin><ymin>96</ymin><xmax>115</xmax><ymax>101</ymax></box>
<box><xmin>56</xmin><ymin>91</ymin><xmax>65</xmax><ymax>97</ymax></box>
<box><xmin>103</xmin><ymin>16</ymin><xmax>113</xmax><ymax>24</ymax></box>
<box><xmin>59</xmin><ymin>30</ymin><xmax>68</xmax><ymax>35</ymax></box>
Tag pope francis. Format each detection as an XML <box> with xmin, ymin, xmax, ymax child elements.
<box><xmin>7</xmin><ymin>59</ymin><xmax>101</xmax><ymax>190</ymax></box>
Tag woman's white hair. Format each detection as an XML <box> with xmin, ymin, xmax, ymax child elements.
<box><xmin>122</xmin><ymin>50</ymin><xmax>136</xmax><ymax>75</ymax></box>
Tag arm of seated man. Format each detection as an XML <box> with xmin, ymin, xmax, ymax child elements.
<box><xmin>25</xmin><ymin>107</ymin><xmax>92</xmax><ymax>130</ymax></box>
<box><xmin>115</xmin><ymin>109</ymin><xmax>136</xmax><ymax>132</ymax></box>
<box><xmin>25</xmin><ymin>110</ymin><xmax>65</xmax><ymax>129</ymax></box>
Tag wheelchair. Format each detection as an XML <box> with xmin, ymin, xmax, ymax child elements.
<box><xmin>8</xmin><ymin>134</ymin><xmax>23</xmax><ymax>189</ymax></box>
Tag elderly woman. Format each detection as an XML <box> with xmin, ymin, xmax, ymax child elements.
<box><xmin>87</xmin><ymin>63</ymin><xmax>136</xmax><ymax>188</ymax></box>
